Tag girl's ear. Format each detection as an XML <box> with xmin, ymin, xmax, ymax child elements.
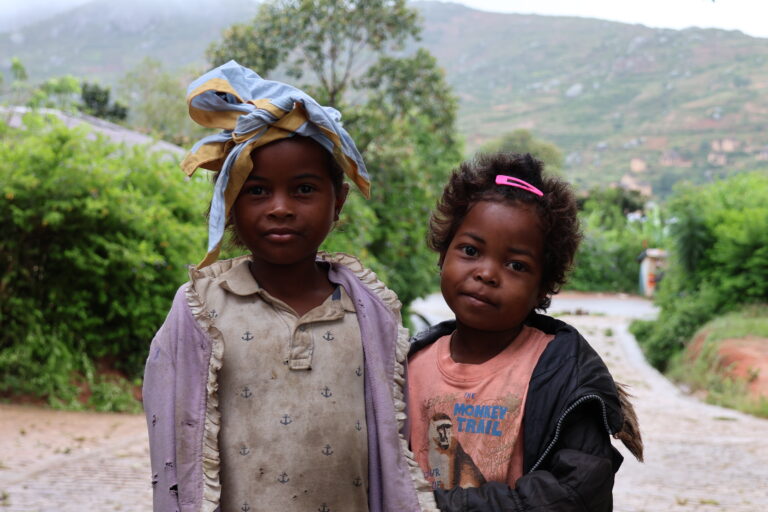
<box><xmin>536</xmin><ymin>285</ymin><xmax>548</xmax><ymax>307</ymax></box>
<box><xmin>334</xmin><ymin>183</ymin><xmax>350</xmax><ymax>221</ymax></box>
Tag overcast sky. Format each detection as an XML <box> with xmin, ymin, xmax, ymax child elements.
<box><xmin>458</xmin><ymin>0</ymin><xmax>768</xmax><ymax>38</ymax></box>
<box><xmin>2</xmin><ymin>0</ymin><xmax>767</xmax><ymax>38</ymax></box>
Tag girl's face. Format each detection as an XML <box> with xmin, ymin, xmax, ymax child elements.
<box><xmin>440</xmin><ymin>200</ymin><xmax>545</xmax><ymax>333</ymax></box>
<box><xmin>232</xmin><ymin>137</ymin><xmax>348</xmax><ymax>268</ymax></box>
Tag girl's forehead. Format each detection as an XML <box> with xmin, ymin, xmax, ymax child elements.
<box><xmin>465</xmin><ymin>198</ymin><xmax>538</xmax><ymax>221</ymax></box>
<box><xmin>456</xmin><ymin>200</ymin><xmax>545</xmax><ymax>241</ymax></box>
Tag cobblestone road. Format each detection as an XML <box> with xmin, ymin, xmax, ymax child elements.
<box><xmin>0</xmin><ymin>407</ymin><xmax>151</xmax><ymax>511</ymax></box>
<box><xmin>1</xmin><ymin>294</ymin><xmax>766</xmax><ymax>511</ymax></box>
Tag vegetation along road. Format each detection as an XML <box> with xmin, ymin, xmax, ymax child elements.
<box><xmin>1</xmin><ymin>293</ymin><xmax>766</xmax><ymax>511</ymax></box>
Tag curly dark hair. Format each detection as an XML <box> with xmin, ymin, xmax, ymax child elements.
<box><xmin>428</xmin><ymin>152</ymin><xmax>582</xmax><ymax>311</ymax></box>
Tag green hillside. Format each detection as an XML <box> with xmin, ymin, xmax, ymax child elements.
<box><xmin>418</xmin><ymin>2</ymin><xmax>768</xmax><ymax>194</ymax></box>
<box><xmin>3</xmin><ymin>0</ymin><xmax>767</xmax><ymax>196</ymax></box>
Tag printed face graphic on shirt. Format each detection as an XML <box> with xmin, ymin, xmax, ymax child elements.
<box><xmin>430</xmin><ymin>413</ymin><xmax>453</xmax><ymax>450</ymax></box>
<box><xmin>419</xmin><ymin>392</ymin><xmax>523</xmax><ymax>489</ymax></box>
<box><xmin>427</xmin><ymin>412</ymin><xmax>486</xmax><ymax>489</ymax></box>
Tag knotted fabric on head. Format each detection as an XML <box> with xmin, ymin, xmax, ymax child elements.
<box><xmin>181</xmin><ymin>60</ymin><xmax>370</xmax><ymax>269</ymax></box>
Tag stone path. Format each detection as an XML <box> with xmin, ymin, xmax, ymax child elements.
<box><xmin>578</xmin><ymin>315</ymin><xmax>768</xmax><ymax>512</ymax></box>
<box><xmin>1</xmin><ymin>293</ymin><xmax>766</xmax><ymax>511</ymax></box>
<box><xmin>0</xmin><ymin>406</ymin><xmax>150</xmax><ymax>511</ymax></box>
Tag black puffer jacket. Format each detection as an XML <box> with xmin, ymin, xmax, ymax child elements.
<box><xmin>408</xmin><ymin>313</ymin><xmax>643</xmax><ymax>512</ymax></box>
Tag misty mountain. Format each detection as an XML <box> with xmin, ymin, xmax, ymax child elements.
<box><xmin>3</xmin><ymin>0</ymin><xmax>767</xmax><ymax>195</ymax></box>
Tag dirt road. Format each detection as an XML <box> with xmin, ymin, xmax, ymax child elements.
<box><xmin>1</xmin><ymin>293</ymin><xmax>766</xmax><ymax>511</ymax></box>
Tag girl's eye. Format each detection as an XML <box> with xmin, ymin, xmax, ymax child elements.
<box><xmin>461</xmin><ymin>245</ymin><xmax>478</xmax><ymax>257</ymax></box>
<box><xmin>245</xmin><ymin>185</ymin><xmax>265</xmax><ymax>196</ymax></box>
<box><xmin>507</xmin><ymin>261</ymin><xmax>527</xmax><ymax>272</ymax></box>
<box><xmin>297</xmin><ymin>184</ymin><xmax>315</xmax><ymax>194</ymax></box>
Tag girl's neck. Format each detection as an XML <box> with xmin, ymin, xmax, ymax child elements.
<box><xmin>248</xmin><ymin>256</ymin><xmax>334</xmax><ymax>316</ymax></box>
<box><xmin>450</xmin><ymin>322</ymin><xmax>525</xmax><ymax>365</ymax></box>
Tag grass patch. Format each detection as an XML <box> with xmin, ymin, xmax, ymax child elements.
<box><xmin>691</xmin><ymin>304</ymin><xmax>768</xmax><ymax>342</ymax></box>
<box><xmin>668</xmin><ymin>304</ymin><xmax>768</xmax><ymax>418</ymax></box>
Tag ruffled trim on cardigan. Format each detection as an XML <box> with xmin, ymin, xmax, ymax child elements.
<box><xmin>319</xmin><ymin>252</ymin><xmax>439</xmax><ymax>511</ymax></box>
<box><xmin>187</xmin><ymin>257</ymin><xmax>250</xmax><ymax>512</ymax></box>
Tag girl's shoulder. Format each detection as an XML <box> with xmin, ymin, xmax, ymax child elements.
<box><xmin>319</xmin><ymin>251</ymin><xmax>402</xmax><ymax>316</ymax></box>
<box><xmin>188</xmin><ymin>255</ymin><xmax>251</xmax><ymax>289</ymax></box>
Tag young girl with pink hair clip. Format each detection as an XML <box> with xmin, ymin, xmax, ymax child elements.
<box><xmin>407</xmin><ymin>152</ymin><xmax>644</xmax><ymax>511</ymax></box>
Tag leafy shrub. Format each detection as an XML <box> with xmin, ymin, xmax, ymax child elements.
<box><xmin>630</xmin><ymin>283</ymin><xmax>721</xmax><ymax>369</ymax></box>
<box><xmin>569</xmin><ymin>210</ymin><xmax>646</xmax><ymax>292</ymax></box>
<box><xmin>632</xmin><ymin>171</ymin><xmax>768</xmax><ymax>369</ymax></box>
<box><xmin>569</xmin><ymin>187</ymin><xmax>664</xmax><ymax>293</ymax></box>
<box><xmin>0</xmin><ymin>112</ymin><xmax>208</xmax><ymax>408</ymax></box>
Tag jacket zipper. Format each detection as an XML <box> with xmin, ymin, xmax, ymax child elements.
<box><xmin>529</xmin><ymin>394</ymin><xmax>614</xmax><ymax>472</ymax></box>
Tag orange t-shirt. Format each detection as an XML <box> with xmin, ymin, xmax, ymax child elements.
<box><xmin>407</xmin><ymin>326</ymin><xmax>554</xmax><ymax>490</ymax></box>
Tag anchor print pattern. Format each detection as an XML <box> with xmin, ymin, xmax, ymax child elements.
<box><xmin>211</xmin><ymin>292</ymin><xmax>369</xmax><ymax>510</ymax></box>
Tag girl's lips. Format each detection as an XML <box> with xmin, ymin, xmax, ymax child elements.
<box><xmin>264</xmin><ymin>229</ymin><xmax>300</xmax><ymax>242</ymax></box>
<box><xmin>461</xmin><ymin>292</ymin><xmax>495</xmax><ymax>308</ymax></box>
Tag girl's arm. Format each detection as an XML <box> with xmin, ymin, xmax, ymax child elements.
<box><xmin>432</xmin><ymin>407</ymin><xmax>620</xmax><ymax>512</ymax></box>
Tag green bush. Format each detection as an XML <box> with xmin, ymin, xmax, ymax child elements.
<box><xmin>632</xmin><ymin>171</ymin><xmax>768</xmax><ymax>369</ymax></box>
<box><xmin>569</xmin><ymin>210</ymin><xmax>645</xmax><ymax>292</ymax></box>
<box><xmin>0</xmin><ymin>112</ymin><xmax>208</xmax><ymax>409</ymax></box>
<box><xmin>630</xmin><ymin>283</ymin><xmax>721</xmax><ymax>369</ymax></box>
<box><xmin>569</xmin><ymin>187</ymin><xmax>663</xmax><ymax>293</ymax></box>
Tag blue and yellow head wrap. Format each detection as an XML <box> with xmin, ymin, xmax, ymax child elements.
<box><xmin>182</xmin><ymin>60</ymin><xmax>370</xmax><ymax>268</ymax></box>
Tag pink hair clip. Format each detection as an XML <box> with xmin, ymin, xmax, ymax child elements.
<box><xmin>495</xmin><ymin>175</ymin><xmax>544</xmax><ymax>197</ymax></box>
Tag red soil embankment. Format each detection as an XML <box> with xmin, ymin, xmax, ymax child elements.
<box><xmin>686</xmin><ymin>332</ymin><xmax>768</xmax><ymax>399</ymax></box>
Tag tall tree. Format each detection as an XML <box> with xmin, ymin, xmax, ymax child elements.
<box><xmin>119</xmin><ymin>58</ymin><xmax>208</xmax><ymax>146</ymax></box>
<box><xmin>480</xmin><ymin>129</ymin><xmax>564</xmax><ymax>175</ymax></box>
<box><xmin>207</xmin><ymin>0</ymin><xmax>463</xmax><ymax>308</ymax></box>
<box><xmin>1</xmin><ymin>57</ymin><xmax>31</xmax><ymax>107</ymax></box>
<box><xmin>207</xmin><ymin>0</ymin><xmax>419</xmax><ymax>106</ymax></box>
<box><xmin>80</xmin><ymin>81</ymin><xmax>128</xmax><ymax>122</ymax></box>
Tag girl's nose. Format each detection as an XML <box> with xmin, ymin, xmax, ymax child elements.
<box><xmin>267</xmin><ymin>193</ymin><xmax>294</xmax><ymax>219</ymax></box>
<box><xmin>473</xmin><ymin>264</ymin><xmax>499</xmax><ymax>286</ymax></box>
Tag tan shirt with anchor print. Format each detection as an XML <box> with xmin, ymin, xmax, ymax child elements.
<box><xmin>200</xmin><ymin>259</ymin><xmax>369</xmax><ymax>512</ymax></box>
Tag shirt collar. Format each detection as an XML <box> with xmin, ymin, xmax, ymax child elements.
<box><xmin>217</xmin><ymin>258</ymin><xmax>356</xmax><ymax>313</ymax></box>
<box><xmin>217</xmin><ymin>258</ymin><xmax>261</xmax><ymax>296</ymax></box>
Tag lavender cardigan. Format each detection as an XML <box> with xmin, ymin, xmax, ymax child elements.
<box><xmin>142</xmin><ymin>253</ymin><xmax>436</xmax><ymax>512</ymax></box>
